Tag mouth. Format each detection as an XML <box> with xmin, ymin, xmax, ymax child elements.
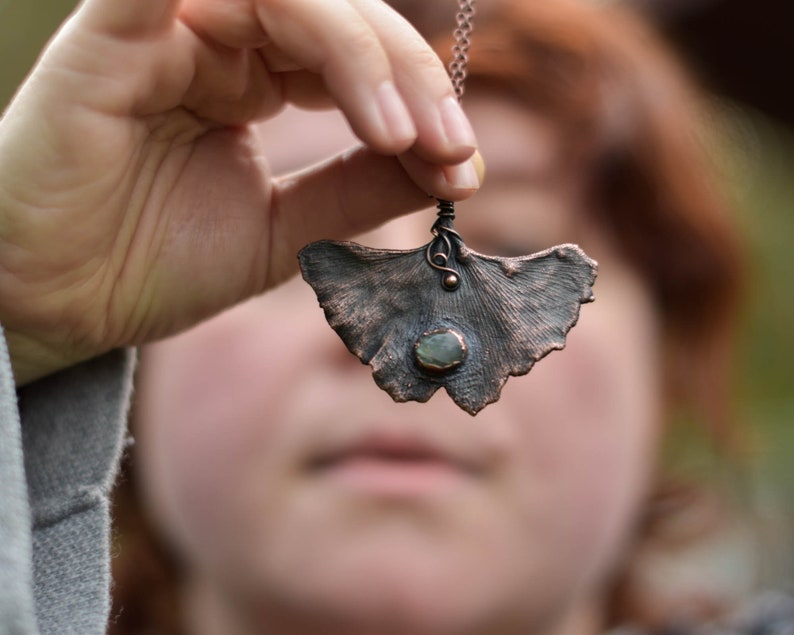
<box><xmin>307</xmin><ymin>432</ymin><xmax>484</xmax><ymax>497</ymax></box>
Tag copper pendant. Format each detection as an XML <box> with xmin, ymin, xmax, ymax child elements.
<box><xmin>298</xmin><ymin>201</ymin><xmax>597</xmax><ymax>415</ymax></box>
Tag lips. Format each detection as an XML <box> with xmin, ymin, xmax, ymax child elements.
<box><xmin>307</xmin><ymin>430</ymin><xmax>486</xmax><ymax>496</ymax></box>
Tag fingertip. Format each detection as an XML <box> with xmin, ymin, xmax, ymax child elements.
<box><xmin>354</xmin><ymin>80</ymin><xmax>417</xmax><ymax>155</ymax></box>
<box><xmin>408</xmin><ymin>96</ymin><xmax>478</xmax><ymax>166</ymax></box>
<box><xmin>472</xmin><ymin>150</ymin><xmax>486</xmax><ymax>186</ymax></box>
<box><xmin>443</xmin><ymin>158</ymin><xmax>481</xmax><ymax>192</ymax></box>
<box><xmin>397</xmin><ymin>150</ymin><xmax>483</xmax><ymax>202</ymax></box>
<box><xmin>375</xmin><ymin>80</ymin><xmax>418</xmax><ymax>149</ymax></box>
<box><xmin>439</xmin><ymin>95</ymin><xmax>478</xmax><ymax>154</ymax></box>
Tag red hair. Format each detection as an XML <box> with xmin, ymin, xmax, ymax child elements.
<box><xmin>458</xmin><ymin>2</ymin><xmax>749</xmax><ymax>626</ymax></box>
<box><xmin>461</xmin><ymin>0</ymin><xmax>745</xmax><ymax>447</ymax></box>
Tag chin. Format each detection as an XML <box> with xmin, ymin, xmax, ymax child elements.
<box><xmin>255</xmin><ymin>579</ymin><xmax>533</xmax><ymax>635</ymax></box>
<box><xmin>244</xmin><ymin>540</ymin><xmax>557</xmax><ymax>635</ymax></box>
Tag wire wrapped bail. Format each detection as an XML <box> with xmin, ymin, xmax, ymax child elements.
<box><xmin>425</xmin><ymin>0</ymin><xmax>474</xmax><ymax>290</ymax></box>
<box><xmin>426</xmin><ymin>199</ymin><xmax>463</xmax><ymax>290</ymax></box>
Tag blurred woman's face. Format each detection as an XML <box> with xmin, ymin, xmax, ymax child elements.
<box><xmin>135</xmin><ymin>97</ymin><xmax>662</xmax><ymax>635</ymax></box>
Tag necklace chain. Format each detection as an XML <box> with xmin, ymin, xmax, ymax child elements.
<box><xmin>448</xmin><ymin>0</ymin><xmax>476</xmax><ymax>101</ymax></box>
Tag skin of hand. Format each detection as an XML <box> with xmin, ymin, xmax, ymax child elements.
<box><xmin>0</xmin><ymin>0</ymin><xmax>482</xmax><ymax>386</ymax></box>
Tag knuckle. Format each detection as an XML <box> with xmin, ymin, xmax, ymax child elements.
<box><xmin>338</xmin><ymin>24</ymin><xmax>382</xmax><ymax>61</ymax></box>
<box><xmin>406</xmin><ymin>45</ymin><xmax>445</xmax><ymax>74</ymax></box>
<box><xmin>393</xmin><ymin>43</ymin><xmax>450</xmax><ymax>92</ymax></box>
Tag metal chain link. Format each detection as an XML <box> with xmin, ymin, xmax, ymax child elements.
<box><xmin>448</xmin><ymin>0</ymin><xmax>476</xmax><ymax>101</ymax></box>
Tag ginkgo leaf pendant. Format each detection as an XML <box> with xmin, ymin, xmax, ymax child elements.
<box><xmin>298</xmin><ymin>201</ymin><xmax>597</xmax><ymax>415</ymax></box>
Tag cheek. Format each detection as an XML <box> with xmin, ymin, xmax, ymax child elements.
<box><xmin>134</xmin><ymin>290</ymin><xmax>323</xmax><ymax>565</ymax></box>
<box><xmin>497</xmin><ymin>267</ymin><xmax>662</xmax><ymax>586</ymax></box>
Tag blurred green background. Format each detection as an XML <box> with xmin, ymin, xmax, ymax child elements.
<box><xmin>2</xmin><ymin>0</ymin><xmax>792</xmax><ymax>573</ymax></box>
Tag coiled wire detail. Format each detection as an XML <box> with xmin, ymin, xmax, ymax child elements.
<box><xmin>426</xmin><ymin>199</ymin><xmax>463</xmax><ymax>290</ymax></box>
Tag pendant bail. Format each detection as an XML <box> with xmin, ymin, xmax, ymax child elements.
<box><xmin>426</xmin><ymin>199</ymin><xmax>463</xmax><ymax>290</ymax></box>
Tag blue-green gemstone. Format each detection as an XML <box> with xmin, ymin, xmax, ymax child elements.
<box><xmin>414</xmin><ymin>328</ymin><xmax>467</xmax><ymax>372</ymax></box>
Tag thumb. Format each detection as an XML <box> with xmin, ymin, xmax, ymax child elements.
<box><xmin>265</xmin><ymin>146</ymin><xmax>483</xmax><ymax>287</ymax></box>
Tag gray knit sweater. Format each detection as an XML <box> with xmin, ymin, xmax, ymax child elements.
<box><xmin>0</xmin><ymin>326</ymin><xmax>134</xmax><ymax>634</ymax></box>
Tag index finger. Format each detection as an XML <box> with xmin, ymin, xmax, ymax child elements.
<box><xmin>182</xmin><ymin>0</ymin><xmax>475</xmax><ymax>164</ymax></box>
<box><xmin>270</xmin><ymin>0</ymin><xmax>423</xmax><ymax>151</ymax></box>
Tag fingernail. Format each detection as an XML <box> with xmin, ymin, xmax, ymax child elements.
<box><xmin>444</xmin><ymin>158</ymin><xmax>481</xmax><ymax>190</ymax></box>
<box><xmin>376</xmin><ymin>80</ymin><xmax>417</xmax><ymax>145</ymax></box>
<box><xmin>440</xmin><ymin>95</ymin><xmax>477</xmax><ymax>150</ymax></box>
<box><xmin>471</xmin><ymin>150</ymin><xmax>486</xmax><ymax>185</ymax></box>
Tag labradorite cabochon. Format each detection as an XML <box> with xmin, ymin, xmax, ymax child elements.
<box><xmin>414</xmin><ymin>328</ymin><xmax>467</xmax><ymax>372</ymax></box>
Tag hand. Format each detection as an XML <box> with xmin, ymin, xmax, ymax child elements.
<box><xmin>0</xmin><ymin>0</ymin><xmax>481</xmax><ymax>385</ymax></box>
